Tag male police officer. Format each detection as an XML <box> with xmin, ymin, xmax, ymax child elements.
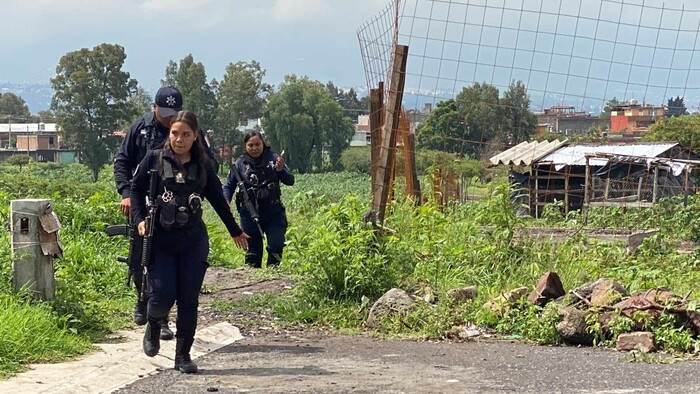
<box><xmin>113</xmin><ymin>86</ymin><xmax>185</xmax><ymax>340</ymax></box>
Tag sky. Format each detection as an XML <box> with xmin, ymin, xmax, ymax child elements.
<box><xmin>0</xmin><ymin>0</ymin><xmax>388</xmax><ymax>93</ymax></box>
<box><xmin>391</xmin><ymin>0</ymin><xmax>700</xmax><ymax>111</ymax></box>
<box><xmin>4</xmin><ymin>0</ymin><xmax>700</xmax><ymax>113</ymax></box>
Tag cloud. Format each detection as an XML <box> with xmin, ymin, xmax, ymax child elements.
<box><xmin>140</xmin><ymin>0</ymin><xmax>215</xmax><ymax>12</ymax></box>
<box><xmin>271</xmin><ymin>0</ymin><xmax>328</xmax><ymax>22</ymax></box>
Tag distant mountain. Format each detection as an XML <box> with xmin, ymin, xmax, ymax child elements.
<box><xmin>0</xmin><ymin>82</ymin><xmax>53</xmax><ymax>114</ymax></box>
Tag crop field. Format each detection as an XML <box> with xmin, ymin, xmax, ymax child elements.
<box><xmin>1</xmin><ymin>162</ymin><xmax>700</xmax><ymax>377</ymax></box>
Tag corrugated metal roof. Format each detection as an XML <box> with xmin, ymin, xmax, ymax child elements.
<box><xmin>0</xmin><ymin>123</ymin><xmax>58</xmax><ymax>133</ymax></box>
<box><xmin>538</xmin><ymin>142</ymin><xmax>678</xmax><ymax>170</ymax></box>
<box><xmin>489</xmin><ymin>139</ymin><xmax>567</xmax><ymax>167</ymax></box>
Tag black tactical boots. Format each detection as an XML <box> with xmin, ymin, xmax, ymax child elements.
<box><xmin>142</xmin><ymin>320</ymin><xmax>161</xmax><ymax>357</ymax></box>
<box><xmin>174</xmin><ymin>337</ymin><xmax>198</xmax><ymax>373</ymax></box>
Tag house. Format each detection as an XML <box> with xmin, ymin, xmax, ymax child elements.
<box><xmin>610</xmin><ymin>100</ymin><xmax>664</xmax><ymax>135</ymax></box>
<box><xmin>350</xmin><ymin>115</ymin><xmax>371</xmax><ymax>147</ymax></box>
<box><xmin>490</xmin><ymin>140</ymin><xmax>698</xmax><ymax>216</ymax></box>
<box><xmin>0</xmin><ymin>122</ymin><xmax>75</xmax><ymax>163</ymax></box>
<box><xmin>535</xmin><ymin>106</ymin><xmax>601</xmax><ymax>135</ymax></box>
<box><xmin>0</xmin><ymin>122</ymin><xmax>60</xmax><ymax>148</ymax></box>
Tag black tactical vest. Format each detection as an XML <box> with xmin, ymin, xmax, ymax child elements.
<box><xmin>156</xmin><ymin>153</ymin><xmax>206</xmax><ymax>230</ymax></box>
<box><xmin>239</xmin><ymin>156</ymin><xmax>281</xmax><ymax>205</ymax></box>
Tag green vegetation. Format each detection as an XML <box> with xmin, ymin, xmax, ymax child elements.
<box><xmin>3</xmin><ymin>161</ymin><xmax>700</xmax><ymax>378</ymax></box>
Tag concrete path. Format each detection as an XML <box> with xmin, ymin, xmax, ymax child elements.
<box><xmin>0</xmin><ymin>322</ymin><xmax>243</xmax><ymax>394</ymax></box>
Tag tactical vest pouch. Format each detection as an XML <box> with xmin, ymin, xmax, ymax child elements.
<box><xmin>158</xmin><ymin>196</ymin><xmax>178</xmax><ymax>229</ymax></box>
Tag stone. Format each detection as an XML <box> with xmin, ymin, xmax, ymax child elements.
<box><xmin>528</xmin><ymin>272</ymin><xmax>565</xmax><ymax>306</ymax></box>
<box><xmin>447</xmin><ymin>286</ymin><xmax>478</xmax><ymax>302</ymax></box>
<box><xmin>366</xmin><ymin>288</ymin><xmax>414</xmax><ymax>328</ymax></box>
<box><xmin>555</xmin><ymin>307</ymin><xmax>593</xmax><ymax>346</ymax></box>
<box><xmin>616</xmin><ymin>332</ymin><xmax>656</xmax><ymax>353</ymax></box>
<box><xmin>590</xmin><ymin>279</ymin><xmax>627</xmax><ymax>307</ymax></box>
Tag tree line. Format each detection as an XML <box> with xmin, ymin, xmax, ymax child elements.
<box><xmin>3</xmin><ymin>43</ymin><xmax>363</xmax><ymax>181</ymax></box>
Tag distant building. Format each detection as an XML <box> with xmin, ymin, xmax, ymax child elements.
<box><xmin>350</xmin><ymin>115</ymin><xmax>370</xmax><ymax>147</ymax></box>
<box><xmin>0</xmin><ymin>122</ymin><xmax>60</xmax><ymax>148</ymax></box>
<box><xmin>536</xmin><ymin>106</ymin><xmax>601</xmax><ymax>135</ymax></box>
<box><xmin>610</xmin><ymin>101</ymin><xmax>664</xmax><ymax>135</ymax></box>
<box><xmin>0</xmin><ymin>122</ymin><xmax>75</xmax><ymax>163</ymax></box>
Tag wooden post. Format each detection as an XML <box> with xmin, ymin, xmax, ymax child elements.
<box><xmin>604</xmin><ymin>178</ymin><xmax>611</xmax><ymax>200</ymax></box>
<box><xmin>369</xmin><ymin>83</ymin><xmax>384</xmax><ymax>197</ymax></box>
<box><xmin>373</xmin><ymin>45</ymin><xmax>408</xmax><ymax>223</ymax></box>
<box><xmin>11</xmin><ymin>199</ymin><xmax>56</xmax><ymax>300</ymax></box>
<box><xmin>637</xmin><ymin>177</ymin><xmax>643</xmax><ymax>201</ymax></box>
<box><xmin>533</xmin><ymin>165</ymin><xmax>539</xmax><ymax>217</ymax></box>
<box><xmin>564</xmin><ymin>167</ymin><xmax>570</xmax><ymax>215</ymax></box>
<box><xmin>583</xmin><ymin>156</ymin><xmax>591</xmax><ymax>222</ymax></box>
<box><xmin>652</xmin><ymin>163</ymin><xmax>660</xmax><ymax>203</ymax></box>
<box><xmin>400</xmin><ymin>111</ymin><xmax>421</xmax><ymax>203</ymax></box>
<box><xmin>684</xmin><ymin>166</ymin><xmax>691</xmax><ymax>206</ymax></box>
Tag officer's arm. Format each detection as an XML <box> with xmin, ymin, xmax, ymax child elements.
<box><xmin>129</xmin><ymin>152</ymin><xmax>154</xmax><ymax>225</ymax></box>
<box><xmin>222</xmin><ymin>167</ymin><xmax>237</xmax><ymax>202</ymax></box>
<box><xmin>114</xmin><ymin>121</ymin><xmax>141</xmax><ymax>198</ymax></box>
<box><xmin>275</xmin><ymin>155</ymin><xmax>295</xmax><ymax>186</ymax></box>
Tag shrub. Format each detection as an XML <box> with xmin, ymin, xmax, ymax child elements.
<box><xmin>340</xmin><ymin>146</ymin><xmax>371</xmax><ymax>173</ymax></box>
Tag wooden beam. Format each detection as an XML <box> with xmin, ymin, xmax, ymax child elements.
<box><xmin>564</xmin><ymin>167</ymin><xmax>570</xmax><ymax>215</ymax></box>
<box><xmin>583</xmin><ymin>157</ymin><xmax>591</xmax><ymax>223</ymax></box>
<box><xmin>373</xmin><ymin>45</ymin><xmax>408</xmax><ymax>223</ymax></box>
<box><xmin>399</xmin><ymin>111</ymin><xmax>421</xmax><ymax>203</ymax></box>
<box><xmin>652</xmin><ymin>164</ymin><xmax>660</xmax><ymax>203</ymax></box>
<box><xmin>369</xmin><ymin>83</ymin><xmax>384</xmax><ymax>198</ymax></box>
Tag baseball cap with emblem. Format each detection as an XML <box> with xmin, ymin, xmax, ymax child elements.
<box><xmin>155</xmin><ymin>86</ymin><xmax>183</xmax><ymax>118</ymax></box>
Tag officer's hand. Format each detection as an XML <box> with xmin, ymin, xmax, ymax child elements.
<box><xmin>120</xmin><ymin>197</ymin><xmax>131</xmax><ymax>216</ymax></box>
<box><xmin>274</xmin><ymin>156</ymin><xmax>284</xmax><ymax>172</ymax></box>
<box><xmin>137</xmin><ymin>221</ymin><xmax>146</xmax><ymax>236</ymax></box>
<box><xmin>233</xmin><ymin>232</ymin><xmax>250</xmax><ymax>250</ymax></box>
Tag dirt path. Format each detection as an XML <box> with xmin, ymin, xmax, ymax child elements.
<box><xmin>114</xmin><ymin>267</ymin><xmax>700</xmax><ymax>394</ymax></box>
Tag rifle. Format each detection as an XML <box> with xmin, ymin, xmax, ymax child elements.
<box><xmin>140</xmin><ymin>169</ymin><xmax>159</xmax><ymax>301</ymax></box>
<box><xmin>230</xmin><ymin>162</ymin><xmax>264</xmax><ymax>238</ymax></box>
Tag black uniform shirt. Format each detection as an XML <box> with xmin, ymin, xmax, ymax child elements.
<box><xmin>113</xmin><ymin>112</ymin><xmax>169</xmax><ymax>198</ymax></box>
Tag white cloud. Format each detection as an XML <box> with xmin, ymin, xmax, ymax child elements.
<box><xmin>271</xmin><ymin>0</ymin><xmax>328</xmax><ymax>22</ymax></box>
<box><xmin>140</xmin><ymin>0</ymin><xmax>214</xmax><ymax>12</ymax></box>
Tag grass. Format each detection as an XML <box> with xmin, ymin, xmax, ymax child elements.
<box><xmin>0</xmin><ymin>293</ymin><xmax>93</xmax><ymax>378</ymax></box>
<box><xmin>4</xmin><ymin>161</ymin><xmax>700</xmax><ymax>378</ymax></box>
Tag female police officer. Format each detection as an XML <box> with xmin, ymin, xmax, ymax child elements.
<box><xmin>131</xmin><ymin>111</ymin><xmax>249</xmax><ymax>373</ymax></box>
<box><xmin>223</xmin><ymin>131</ymin><xmax>294</xmax><ymax>268</ymax></box>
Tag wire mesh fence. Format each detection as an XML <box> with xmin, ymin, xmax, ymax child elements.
<box><xmin>358</xmin><ymin>0</ymin><xmax>700</xmax><ymax>218</ymax></box>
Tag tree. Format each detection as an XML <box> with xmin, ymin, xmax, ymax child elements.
<box><xmin>643</xmin><ymin>113</ymin><xmax>700</xmax><ymax>152</ymax></box>
<box><xmin>0</xmin><ymin>92</ymin><xmax>31</xmax><ymax>122</ymax></box>
<box><xmin>128</xmin><ymin>87</ymin><xmax>153</xmax><ymax>118</ymax></box>
<box><xmin>263</xmin><ymin>75</ymin><xmax>354</xmax><ymax>173</ymax></box>
<box><xmin>51</xmin><ymin>43</ymin><xmax>137</xmax><ymax>181</ymax></box>
<box><xmin>416</xmin><ymin>99</ymin><xmax>464</xmax><ymax>152</ymax></box>
<box><xmin>162</xmin><ymin>54</ymin><xmax>217</xmax><ymax>131</ymax></box>
<box><xmin>215</xmin><ymin>60</ymin><xmax>271</xmax><ymax>163</ymax></box>
<box><xmin>666</xmin><ymin>96</ymin><xmax>688</xmax><ymax>117</ymax></box>
<box><xmin>36</xmin><ymin>110</ymin><xmax>56</xmax><ymax>123</ymax></box>
<box><xmin>5</xmin><ymin>155</ymin><xmax>31</xmax><ymax>171</ymax></box>
<box><xmin>326</xmin><ymin>81</ymin><xmax>368</xmax><ymax>120</ymax></box>
<box><xmin>454</xmin><ymin>82</ymin><xmax>503</xmax><ymax>158</ymax></box>
<box><xmin>501</xmin><ymin>80</ymin><xmax>537</xmax><ymax>144</ymax></box>
<box><xmin>600</xmin><ymin>97</ymin><xmax>621</xmax><ymax>120</ymax></box>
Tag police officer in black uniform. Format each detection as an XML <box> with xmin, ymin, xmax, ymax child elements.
<box><xmin>223</xmin><ymin>131</ymin><xmax>294</xmax><ymax>268</ymax></box>
<box><xmin>131</xmin><ymin>110</ymin><xmax>248</xmax><ymax>373</ymax></box>
<box><xmin>114</xmin><ymin>86</ymin><xmax>214</xmax><ymax>340</ymax></box>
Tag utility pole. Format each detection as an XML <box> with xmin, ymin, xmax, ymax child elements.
<box><xmin>8</xmin><ymin>114</ymin><xmax>11</xmax><ymax>149</ymax></box>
